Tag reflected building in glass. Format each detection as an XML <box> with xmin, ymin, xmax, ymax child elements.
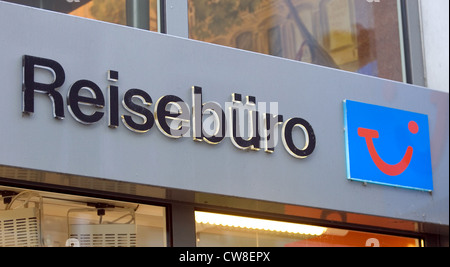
<box><xmin>188</xmin><ymin>0</ymin><xmax>404</xmax><ymax>81</ymax></box>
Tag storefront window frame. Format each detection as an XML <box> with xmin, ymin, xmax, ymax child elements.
<box><xmin>400</xmin><ymin>0</ymin><xmax>426</xmax><ymax>86</ymax></box>
<box><xmin>0</xmin><ymin>180</ymin><xmax>172</xmax><ymax>247</ymax></box>
<box><xmin>0</xmin><ymin>171</ymin><xmax>441</xmax><ymax>247</ymax></box>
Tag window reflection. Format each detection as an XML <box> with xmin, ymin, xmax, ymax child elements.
<box><xmin>188</xmin><ymin>0</ymin><xmax>404</xmax><ymax>81</ymax></box>
<box><xmin>69</xmin><ymin>0</ymin><xmax>127</xmax><ymax>26</ymax></box>
<box><xmin>2</xmin><ymin>0</ymin><xmax>159</xmax><ymax>31</ymax></box>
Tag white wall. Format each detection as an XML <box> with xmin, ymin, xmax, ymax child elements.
<box><xmin>420</xmin><ymin>0</ymin><xmax>449</xmax><ymax>92</ymax></box>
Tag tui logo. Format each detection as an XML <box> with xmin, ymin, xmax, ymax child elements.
<box><xmin>343</xmin><ymin>100</ymin><xmax>433</xmax><ymax>191</ymax></box>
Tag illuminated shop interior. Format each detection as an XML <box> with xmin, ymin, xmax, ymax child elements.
<box><xmin>1</xmin><ymin>183</ymin><xmax>420</xmax><ymax>247</ymax></box>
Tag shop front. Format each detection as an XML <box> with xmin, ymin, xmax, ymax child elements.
<box><xmin>0</xmin><ymin>1</ymin><xmax>448</xmax><ymax>247</ymax></box>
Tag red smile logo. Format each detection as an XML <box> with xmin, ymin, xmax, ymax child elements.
<box><xmin>358</xmin><ymin>121</ymin><xmax>419</xmax><ymax>176</ymax></box>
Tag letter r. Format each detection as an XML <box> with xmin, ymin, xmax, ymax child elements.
<box><xmin>22</xmin><ymin>55</ymin><xmax>65</xmax><ymax>119</ymax></box>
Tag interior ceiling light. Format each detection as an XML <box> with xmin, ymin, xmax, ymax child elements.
<box><xmin>195</xmin><ymin>211</ymin><xmax>327</xmax><ymax>236</ymax></box>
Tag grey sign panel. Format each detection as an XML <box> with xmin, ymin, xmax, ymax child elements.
<box><xmin>0</xmin><ymin>2</ymin><xmax>448</xmax><ymax>225</ymax></box>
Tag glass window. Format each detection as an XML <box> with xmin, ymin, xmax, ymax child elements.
<box><xmin>68</xmin><ymin>0</ymin><xmax>127</xmax><ymax>26</ymax></box>
<box><xmin>188</xmin><ymin>0</ymin><xmax>405</xmax><ymax>82</ymax></box>
<box><xmin>195</xmin><ymin>211</ymin><xmax>420</xmax><ymax>247</ymax></box>
<box><xmin>1</xmin><ymin>186</ymin><xmax>167</xmax><ymax>247</ymax></box>
<box><xmin>1</xmin><ymin>0</ymin><xmax>159</xmax><ymax>31</ymax></box>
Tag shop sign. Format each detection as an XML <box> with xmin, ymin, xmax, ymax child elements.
<box><xmin>343</xmin><ymin>100</ymin><xmax>433</xmax><ymax>191</ymax></box>
<box><xmin>21</xmin><ymin>55</ymin><xmax>315</xmax><ymax>159</ymax></box>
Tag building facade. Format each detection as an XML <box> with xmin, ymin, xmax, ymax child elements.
<box><xmin>0</xmin><ymin>0</ymin><xmax>448</xmax><ymax>247</ymax></box>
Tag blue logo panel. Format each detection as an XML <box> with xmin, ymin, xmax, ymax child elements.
<box><xmin>343</xmin><ymin>100</ymin><xmax>433</xmax><ymax>191</ymax></box>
